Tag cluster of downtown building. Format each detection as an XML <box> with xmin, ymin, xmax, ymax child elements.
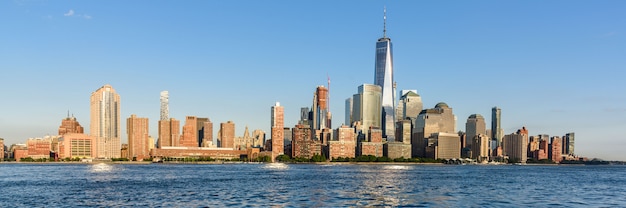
<box><xmin>0</xmin><ymin>13</ymin><xmax>580</xmax><ymax>164</ymax></box>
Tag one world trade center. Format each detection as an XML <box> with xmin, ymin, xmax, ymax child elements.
<box><xmin>374</xmin><ymin>7</ymin><xmax>396</xmax><ymax>141</ymax></box>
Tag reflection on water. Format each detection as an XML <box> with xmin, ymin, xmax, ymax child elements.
<box><xmin>90</xmin><ymin>163</ymin><xmax>113</xmax><ymax>172</ymax></box>
<box><xmin>0</xmin><ymin>164</ymin><xmax>625</xmax><ymax>207</ymax></box>
<box><xmin>262</xmin><ymin>163</ymin><xmax>289</xmax><ymax>170</ymax></box>
<box><xmin>383</xmin><ymin>165</ymin><xmax>412</xmax><ymax>170</ymax></box>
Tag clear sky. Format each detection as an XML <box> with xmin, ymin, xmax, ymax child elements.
<box><xmin>1</xmin><ymin>1</ymin><xmax>625</xmax><ymax>160</ymax></box>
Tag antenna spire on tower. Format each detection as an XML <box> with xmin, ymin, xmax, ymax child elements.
<box><xmin>383</xmin><ymin>6</ymin><xmax>387</xmax><ymax>38</ymax></box>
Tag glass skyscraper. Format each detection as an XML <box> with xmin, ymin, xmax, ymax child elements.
<box><xmin>491</xmin><ymin>106</ymin><xmax>502</xmax><ymax>148</ymax></box>
<box><xmin>375</xmin><ymin>8</ymin><xmax>396</xmax><ymax>141</ymax></box>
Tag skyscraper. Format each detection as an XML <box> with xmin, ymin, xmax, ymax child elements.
<box><xmin>563</xmin><ymin>132</ymin><xmax>575</xmax><ymax>155</ymax></box>
<box><xmin>90</xmin><ymin>84</ymin><xmax>121</xmax><ymax>159</ymax></box>
<box><xmin>199</xmin><ymin>118</ymin><xmax>213</xmax><ymax>147</ymax></box>
<box><xmin>375</xmin><ymin>7</ymin><xmax>396</xmax><ymax>141</ymax></box>
<box><xmin>160</xmin><ymin>91</ymin><xmax>169</xmax><ymax>120</ymax></box>
<box><xmin>491</xmin><ymin>107</ymin><xmax>503</xmax><ymax>148</ymax></box>
<box><xmin>271</xmin><ymin>102</ymin><xmax>285</xmax><ymax>157</ymax></box>
<box><xmin>127</xmin><ymin>114</ymin><xmax>149</xmax><ymax>161</ymax></box>
<box><xmin>220</xmin><ymin>121</ymin><xmax>235</xmax><ymax>148</ymax></box>
<box><xmin>352</xmin><ymin>84</ymin><xmax>382</xmax><ymax>136</ymax></box>
<box><xmin>312</xmin><ymin>86</ymin><xmax>329</xmax><ymax>130</ymax></box>
<box><xmin>412</xmin><ymin>102</ymin><xmax>456</xmax><ymax>158</ymax></box>
<box><xmin>399</xmin><ymin>90</ymin><xmax>422</xmax><ymax>123</ymax></box>
<box><xmin>345</xmin><ymin>97</ymin><xmax>353</xmax><ymax>126</ymax></box>
<box><xmin>157</xmin><ymin>91</ymin><xmax>180</xmax><ymax>148</ymax></box>
<box><xmin>466</xmin><ymin>114</ymin><xmax>487</xmax><ymax>146</ymax></box>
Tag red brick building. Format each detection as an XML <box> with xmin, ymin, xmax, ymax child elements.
<box><xmin>328</xmin><ymin>125</ymin><xmax>356</xmax><ymax>159</ymax></box>
<box><xmin>58</xmin><ymin>114</ymin><xmax>84</xmax><ymax>135</ymax></box>
<box><xmin>27</xmin><ymin>138</ymin><xmax>52</xmax><ymax>160</ymax></box>
<box><xmin>291</xmin><ymin>124</ymin><xmax>322</xmax><ymax>159</ymax></box>
<box><xmin>550</xmin><ymin>137</ymin><xmax>562</xmax><ymax>163</ymax></box>
<box><xmin>151</xmin><ymin>146</ymin><xmax>259</xmax><ymax>160</ymax></box>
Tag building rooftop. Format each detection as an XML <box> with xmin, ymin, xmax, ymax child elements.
<box><xmin>435</xmin><ymin>102</ymin><xmax>449</xmax><ymax>109</ymax></box>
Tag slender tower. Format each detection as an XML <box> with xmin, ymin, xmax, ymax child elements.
<box><xmin>375</xmin><ymin>7</ymin><xmax>396</xmax><ymax>141</ymax></box>
<box><xmin>160</xmin><ymin>91</ymin><xmax>169</xmax><ymax>120</ymax></box>
<box><xmin>491</xmin><ymin>107</ymin><xmax>502</xmax><ymax>148</ymax></box>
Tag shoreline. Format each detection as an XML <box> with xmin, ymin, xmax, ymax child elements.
<box><xmin>0</xmin><ymin>161</ymin><xmax>616</xmax><ymax>166</ymax></box>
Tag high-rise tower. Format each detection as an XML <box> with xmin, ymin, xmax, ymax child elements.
<box><xmin>127</xmin><ymin>114</ymin><xmax>149</xmax><ymax>161</ymax></box>
<box><xmin>491</xmin><ymin>107</ymin><xmax>502</xmax><ymax>148</ymax></box>
<box><xmin>157</xmin><ymin>91</ymin><xmax>180</xmax><ymax>148</ymax></box>
<box><xmin>375</xmin><ymin>7</ymin><xmax>396</xmax><ymax>141</ymax></box>
<box><xmin>90</xmin><ymin>84</ymin><xmax>121</xmax><ymax>159</ymax></box>
<box><xmin>160</xmin><ymin>91</ymin><xmax>169</xmax><ymax>120</ymax></box>
<box><xmin>271</xmin><ymin>102</ymin><xmax>285</xmax><ymax>157</ymax></box>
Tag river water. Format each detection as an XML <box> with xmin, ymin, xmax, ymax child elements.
<box><xmin>0</xmin><ymin>163</ymin><xmax>624</xmax><ymax>207</ymax></box>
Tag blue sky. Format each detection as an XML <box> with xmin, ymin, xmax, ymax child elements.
<box><xmin>1</xmin><ymin>1</ymin><xmax>625</xmax><ymax>160</ymax></box>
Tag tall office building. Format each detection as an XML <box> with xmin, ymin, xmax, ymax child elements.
<box><xmin>465</xmin><ymin>114</ymin><xmax>487</xmax><ymax>149</ymax></box>
<box><xmin>345</xmin><ymin>97</ymin><xmax>353</xmax><ymax>126</ymax></box>
<box><xmin>352</xmin><ymin>84</ymin><xmax>382</xmax><ymax>136</ymax></box>
<box><xmin>413</xmin><ymin>102</ymin><xmax>456</xmax><ymax>158</ymax></box>
<box><xmin>399</xmin><ymin>90</ymin><xmax>422</xmax><ymax>123</ymax></box>
<box><xmin>550</xmin><ymin>136</ymin><xmax>563</xmax><ymax>163</ymax></box>
<box><xmin>271</xmin><ymin>102</ymin><xmax>285</xmax><ymax>156</ymax></box>
<box><xmin>220</xmin><ymin>121</ymin><xmax>235</xmax><ymax>148</ymax></box>
<box><xmin>160</xmin><ymin>91</ymin><xmax>169</xmax><ymax>120</ymax></box>
<box><xmin>491</xmin><ymin>107</ymin><xmax>503</xmax><ymax>148</ymax></box>
<box><xmin>58</xmin><ymin>113</ymin><xmax>84</xmax><ymax>135</ymax></box>
<box><xmin>312</xmin><ymin>86</ymin><xmax>330</xmax><ymax>130</ymax></box>
<box><xmin>199</xmin><ymin>118</ymin><xmax>213</xmax><ymax>147</ymax></box>
<box><xmin>375</xmin><ymin>7</ymin><xmax>396</xmax><ymax>141</ymax></box>
<box><xmin>181</xmin><ymin>116</ymin><xmax>199</xmax><ymax>147</ymax></box>
<box><xmin>157</xmin><ymin>91</ymin><xmax>180</xmax><ymax>147</ymax></box>
<box><xmin>90</xmin><ymin>84</ymin><xmax>121</xmax><ymax>159</ymax></box>
<box><xmin>563</xmin><ymin>132</ymin><xmax>575</xmax><ymax>155</ymax></box>
<box><xmin>127</xmin><ymin>114</ymin><xmax>149</xmax><ymax>161</ymax></box>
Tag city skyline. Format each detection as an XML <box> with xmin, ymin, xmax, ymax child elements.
<box><xmin>1</xmin><ymin>1</ymin><xmax>625</xmax><ymax>160</ymax></box>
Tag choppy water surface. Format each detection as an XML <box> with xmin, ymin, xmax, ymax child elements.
<box><xmin>1</xmin><ymin>163</ymin><xmax>625</xmax><ymax>207</ymax></box>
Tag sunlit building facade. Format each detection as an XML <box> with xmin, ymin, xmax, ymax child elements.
<box><xmin>90</xmin><ymin>84</ymin><xmax>121</xmax><ymax>159</ymax></box>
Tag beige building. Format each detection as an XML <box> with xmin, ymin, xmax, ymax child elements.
<box><xmin>0</xmin><ymin>138</ymin><xmax>5</xmax><ymax>161</ymax></box>
<box><xmin>234</xmin><ymin>126</ymin><xmax>254</xmax><ymax>150</ymax></box>
<box><xmin>127</xmin><ymin>114</ymin><xmax>150</xmax><ymax>161</ymax></box>
<box><xmin>252</xmin><ymin>129</ymin><xmax>265</xmax><ymax>148</ymax></box>
<box><xmin>413</xmin><ymin>102</ymin><xmax>456</xmax><ymax>158</ymax></box>
<box><xmin>399</xmin><ymin>90</ymin><xmax>423</xmax><ymax>123</ymax></box>
<box><xmin>465</xmin><ymin>114</ymin><xmax>486</xmax><ymax>150</ymax></box>
<box><xmin>148</xmin><ymin>136</ymin><xmax>155</xmax><ymax>151</ymax></box>
<box><xmin>503</xmin><ymin>128</ymin><xmax>528</xmax><ymax>163</ymax></box>
<box><xmin>59</xmin><ymin>133</ymin><xmax>96</xmax><ymax>159</ymax></box>
<box><xmin>90</xmin><ymin>84</ymin><xmax>121</xmax><ymax>159</ymax></box>
<box><xmin>428</xmin><ymin>132</ymin><xmax>461</xmax><ymax>159</ymax></box>
<box><xmin>220</xmin><ymin>121</ymin><xmax>235</xmax><ymax>148</ymax></box>
<box><xmin>158</xmin><ymin>118</ymin><xmax>180</xmax><ymax>147</ymax></box>
<box><xmin>471</xmin><ymin>134</ymin><xmax>490</xmax><ymax>162</ymax></box>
